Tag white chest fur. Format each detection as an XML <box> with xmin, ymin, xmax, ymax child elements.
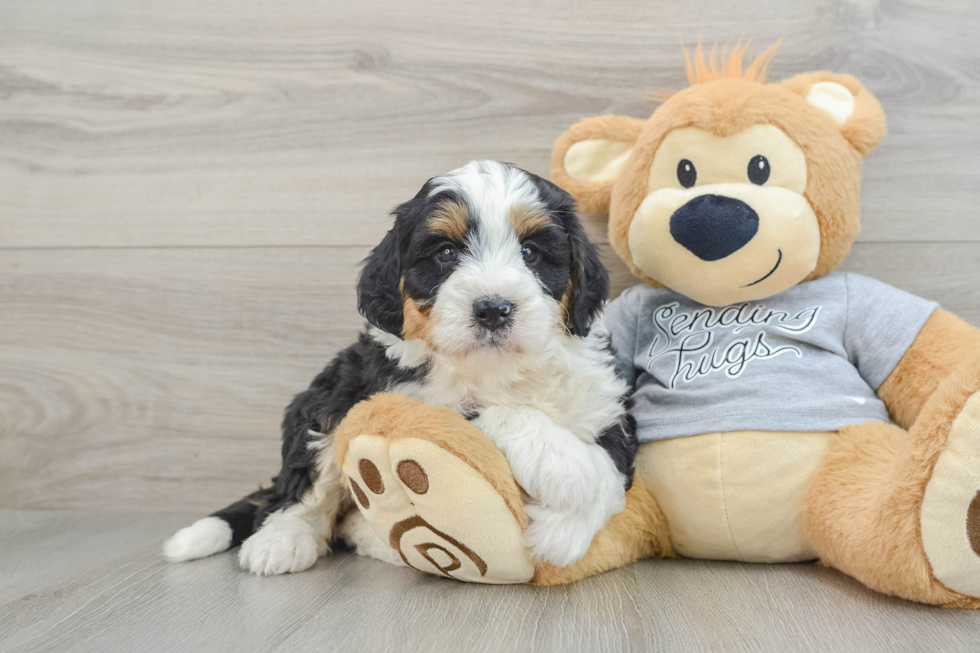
<box><xmin>373</xmin><ymin>325</ymin><xmax>627</xmax><ymax>444</ymax></box>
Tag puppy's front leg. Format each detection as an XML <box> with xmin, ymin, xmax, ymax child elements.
<box><xmin>239</xmin><ymin>438</ymin><xmax>346</xmax><ymax>575</ymax></box>
<box><xmin>473</xmin><ymin>406</ymin><xmax>626</xmax><ymax>567</ymax></box>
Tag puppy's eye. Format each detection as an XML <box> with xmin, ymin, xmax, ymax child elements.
<box><xmin>677</xmin><ymin>159</ymin><xmax>697</xmax><ymax>188</ymax></box>
<box><xmin>748</xmin><ymin>155</ymin><xmax>770</xmax><ymax>185</ymax></box>
<box><xmin>435</xmin><ymin>244</ymin><xmax>458</xmax><ymax>264</ymax></box>
<box><xmin>521</xmin><ymin>244</ymin><xmax>539</xmax><ymax>264</ymax></box>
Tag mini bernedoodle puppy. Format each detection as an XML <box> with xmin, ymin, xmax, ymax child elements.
<box><xmin>164</xmin><ymin>161</ymin><xmax>637</xmax><ymax>574</ymax></box>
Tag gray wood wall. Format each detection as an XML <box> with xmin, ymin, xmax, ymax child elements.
<box><xmin>2</xmin><ymin>0</ymin><xmax>979</xmax><ymax>514</ymax></box>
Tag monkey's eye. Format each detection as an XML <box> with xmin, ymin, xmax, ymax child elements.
<box><xmin>748</xmin><ymin>155</ymin><xmax>770</xmax><ymax>185</ymax></box>
<box><xmin>677</xmin><ymin>159</ymin><xmax>697</xmax><ymax>188</ymax></box>
<box><xmin>521</xmin><ymin>244</ymin><xmax>539</xmax><ymax>264</ymax></box>
<box><xmin>435</xmin><ymin>244</ymin><xmax>458</xmax><ymax>264</ymax></box>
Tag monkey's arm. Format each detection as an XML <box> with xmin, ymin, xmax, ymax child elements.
<box><xmin>877</xmin><ymin>309</ymin><xmax>980</xmax><ymax>429</ymax></box>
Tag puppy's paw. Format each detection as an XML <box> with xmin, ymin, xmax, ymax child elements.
<box><xmin>474</xmin><ymin>406</ymin><xmax>600</xmax><ymax>510</ymax></box>
<box><xmin>524</xmin><ymin>504</ymin><xmax>596</xmax><ymax>568</ymax></box>
<box><xmin>238</xmin><ymin>513</ymin><xmax>327</xmax><ymax>576</ymax></box>
<box><xmin>526</xmin><ymin>450</ymin><xmax>602</xmax><ymax>511</ymax></box>
<box><xmin>163</xmin><ymin>516</ymin><xmax>233</xmax><ymax>562</ymax></box>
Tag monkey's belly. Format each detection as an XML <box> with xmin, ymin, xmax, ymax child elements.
<box><xmin>636</xmin><ymin>431</ymin><xmax>832</xmax><ymax>563</ymax></box>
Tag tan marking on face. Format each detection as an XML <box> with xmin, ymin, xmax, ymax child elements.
<box><xmin>509</xmin><ymin>204</ymin><xmax>553</xmax><ymax>238</ymax></box>
<box><xmin>400</xmin><ymin>276</ymin><xmax>435</xmax><ymax>343</ymax></box>
<box><xmin>429</xmin><ymin>201</ymin><xmax>468</xmax><ymax>241</ymax></box>
<box><xmin>558</xmin><ymin>285</ymin><xmax>573</xmax><ymax>334</ymax></box>
<box><xmin>402</xmin><ymin>294</ymin><xmax>432</xmax><ymax>341</ymax></box>
<box><xmin>558</xmin><ymin>232</ymin><xmax>593</xmax><ymax>334</ymax></box>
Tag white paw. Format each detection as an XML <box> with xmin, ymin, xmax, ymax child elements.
<box><xmin>474</xmin><ymin>406</ymin><xmax>600</xmax><ymax>510</ymax></box>
<box><xmin>523</xmin><ymin>447</ymin><xmax>602</xmax><ymax>511</ymax></box>
<box><xmin>163</xmin><ymin>517</ymin><xmax>233</xmax><ymax>562</ymax></box>
<box><xmin>238</xmin><ymin>513</ymin><xmax>326</xmax><ymax>575</ymax></box>
<box><xmin>524</xmin><ymin>504</ymin><xmax>597</xmax><ymax>568</ymax></box>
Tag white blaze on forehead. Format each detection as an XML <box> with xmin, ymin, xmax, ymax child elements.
<box><xmin>429</xmin><ymin>160</ymin><xmax>540</xmax><ymax>208</ymax></box>
<box><xmin>429</xmin><ymin>161</ymin><xmax>543</xmax><ymax>233</ymax></box>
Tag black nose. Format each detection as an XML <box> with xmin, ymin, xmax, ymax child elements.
<box><xmin>669</xmin><ymin>195</ymin><xmax>759</xmax><ymax>261</ymax></box>
<box><xmin>473</xmin><ymin>297</ymin><xmax>513</xmax><ymax>331</ymax></box>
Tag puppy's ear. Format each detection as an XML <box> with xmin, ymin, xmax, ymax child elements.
<box><xmin>551</xmin><ymin>115</ymin><xmax>646</xmax><ymax>214</ymax></box>
<box><xmin>566</xmin><ymin>226</ymin><xmax>610</xmax><ymax>337</ymax></box>
<box><xmin>522</xmin><ymin>170</ymin><xmax>610</xmax><ymax>337</ymax></box>
<box><xmin>781</xmin><ymin>72</ymin><xmax>887</xmax><ymax>156</ymax></box>
<box><xmin>357</xmin><ymin>222</ymin><xmax>403</xmax><ymax>336</ymax></box>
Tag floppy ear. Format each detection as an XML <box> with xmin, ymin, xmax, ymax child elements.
<box><xmin>551</xmin><ymin>115</ymin><xmax>646</xmax><ymax>214</ymax></box>
<box><xmin>781</xmin><ymin>71</ymin><xmax>887</xmax><ymax>156</ymax></box>
<box><xmin>566</xmin><ymin>229</ymin><xmax>610</xmax><ymax>337</ymax></box>
<box><xmin>357</xmin><ymin>223</ymin><xmax>403</xmax><ymax>336</ymax></box>
<box><xmin>521</xmin><ymin>170</ymin><xmax>610</xmax><ymax>337</ymax></box>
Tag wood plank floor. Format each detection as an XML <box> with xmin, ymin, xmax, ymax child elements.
<box><xmin>3</xmin><ymin>0</ymin><xmax>980</xmax><ymax>649</ymax></box>
<box><xmin>1</xmin><ymin>509</ymin><xmax>979</xmax><ymax>653</ymax></box>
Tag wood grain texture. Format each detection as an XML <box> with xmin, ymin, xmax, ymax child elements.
<box><xmin>2</xmin><ymin>0</ymin><xmax>980</xmax><ymax>249</ymax></box>
<box><xmin>0</xmin><ymin>247</ymin><xmax>363</xmax><ymax>512</ymax></box>
<box><xmin>2</xmin><ymin>243</ymin><xmax>979</xmax><ymax>512</ymax></box>
<box><xmin>1</xmin><ymin>510</ymin><xmax>979</xmax><ymax>653</ymax></box>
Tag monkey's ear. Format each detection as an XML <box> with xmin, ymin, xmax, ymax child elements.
<box><xmin>782</xmin><ymin>72</ymin><xmax>887</xmax><ymax>156</ymax></box>
<box><xmin>551</xmin><ymin>115</ymin><xmax>646</xmax><ymax>214</ymax></box>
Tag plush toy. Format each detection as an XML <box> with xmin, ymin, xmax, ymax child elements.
<box><xmin>334</xmin><ymin>43</ymin><xmax>980</xmax><ymax>606</ymax></box>
<box><xmin>331</xmin><ymin>394</ymin><xmax>669</xmax><ymax>585</ymax></box>
<box><xmin>547</xmin><ymin>42</ymin><xmax>980</xmax><ymax>607</ymax></box>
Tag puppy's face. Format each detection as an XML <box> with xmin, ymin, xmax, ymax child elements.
<box><xmin>359</xmin><ymin>161</ymin><xmax>608</xmax><ymax>357</ymax></box>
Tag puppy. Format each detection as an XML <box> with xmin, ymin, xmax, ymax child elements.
<box><xmin>164</xmin><ymin>161</ymin><xmax>637</xmax><ymax>574</ymax></box>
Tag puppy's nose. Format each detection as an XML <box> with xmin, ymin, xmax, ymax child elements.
<box><xmin>670</xmin><ymin>194</ymin><xmax>759</xmax><ymax>261</ymax></box>
<box><xmin>473</xmin><ymin>297</ymin><xmax>513</xmax><ymax>331</ymax></box>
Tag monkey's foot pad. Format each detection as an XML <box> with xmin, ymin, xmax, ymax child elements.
<box><xmin>342</xmin><ymin>432</ymin><xmax>535</xmax><ymax>584</ymax></box>
<box><xmin>921</xmin><ymin>390</ymin><xmax>980</xmax><ymax>598</ymax></box>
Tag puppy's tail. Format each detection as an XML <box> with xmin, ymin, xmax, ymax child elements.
<box><xmin>162</xmin><ymin>486</ymin><xmax>278</xmax><ymax>562</ymax></box>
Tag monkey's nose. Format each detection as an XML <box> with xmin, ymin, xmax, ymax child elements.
<box><xmin>670</xmin><ymin>194</ymin><xmax>759</xmax><ymax>261</ymax></box>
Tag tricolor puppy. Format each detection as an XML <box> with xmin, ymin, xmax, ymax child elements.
<box><xmin>164</xmin><ymin>161</ymin><xmax>636</xmax><ymax>573</ymax></box>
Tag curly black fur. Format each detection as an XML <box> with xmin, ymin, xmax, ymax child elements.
<box><xmin>211</xmin><ymin>332</ymin><xmax>427</xmax><ymax>545</ymax></box>
<box><xmin>596</xmin><ymin>401</ymin><xmax>638</xmax><ymax>490</ymax></box>
<box><xmin>522</xmin><ymin>170</ymin><xmax>609</xmax><ymax>336</ymax></box>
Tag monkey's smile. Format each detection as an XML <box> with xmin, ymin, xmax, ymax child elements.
<box><xmin>743</xmin><ymin>249</ymin><xmax>782</xmax><ymax>287</ymax></box>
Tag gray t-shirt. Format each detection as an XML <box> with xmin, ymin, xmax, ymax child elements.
<box><xmin>605</xmin><ymin>272</ymin><xmax>937</xmax><ymax>442</ymax></box>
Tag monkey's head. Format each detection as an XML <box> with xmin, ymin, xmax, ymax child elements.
<box><xmin>552</xmin><ymin>43</ymin><xmax>887</xmax><ymax>306</ymax></box>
